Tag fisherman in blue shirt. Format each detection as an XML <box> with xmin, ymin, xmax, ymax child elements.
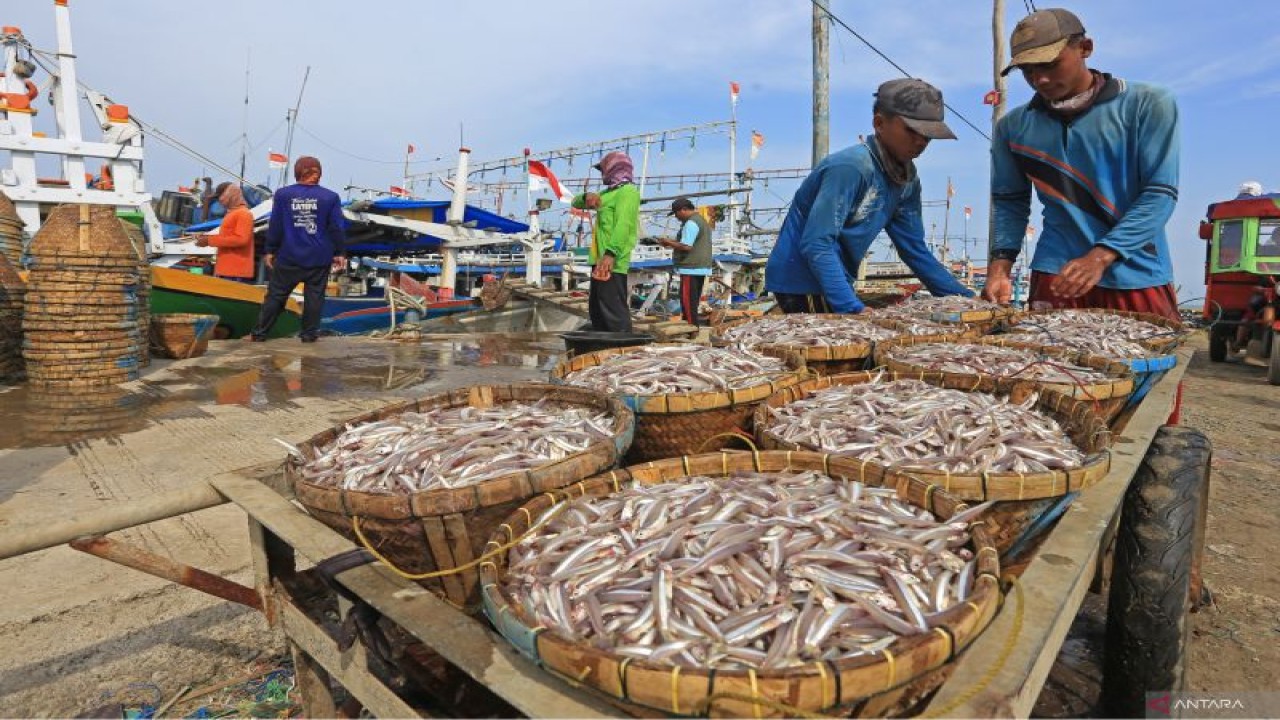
<box><xmin>765</xmin><ymin>78</ymin><xmax>973</xmax><ymax>314</ymax></box>
<box><xmin>983</xmin><ymin>8</ymin><xmax>1181</xmax><ymax>322</ymax></box>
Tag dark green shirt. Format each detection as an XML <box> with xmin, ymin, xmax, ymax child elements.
<box><xmin>673</xmin><ymin>214</ymin><xmax>713</xmax><ymax>272</ymax></box>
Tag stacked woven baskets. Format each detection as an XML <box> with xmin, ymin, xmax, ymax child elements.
<box><xmin>0</xmin><ymin>191</ymin><xmax>24</xmax><ymax>267</ymax></box>
<box><xmin>0</xmin><ymin>251</ymin><xmax>25</xmax><ymax>383</ymax></box>
<box><xmin>22</xmin><ymin>205</ymin><xmax>148</xmax><ymax>388</ymax></box>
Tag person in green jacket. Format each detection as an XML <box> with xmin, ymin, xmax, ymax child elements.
<box><xmin>572</xmin><ymin>151</ymin><xmax>640</xmax><ymax>332</ymax></box>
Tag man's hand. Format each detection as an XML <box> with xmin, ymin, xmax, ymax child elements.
<box><xmin>264</xmin><ymin>253</ymin><xmax>275</xmax><ymax>270</ymax></box>
<box><xmin>193</xmin><ymin>234</ymin><xmax>209</xmax><ymax>248</ymax></box>
<box><xmin>331</xmin><ymin>255</ymin><xmax>347</xmax><ymax>273</ymax></box>
<box><xmin>591</xmin><ymin>253</ymin><xmax>615</xmax><ymax>281</ymax></box>
<box><xmin>1050</xmin><ymin>246</ymin><xmax>1119</xmax><ymax>299</ymax></box>
<box><xmin>982</xmin><ymin>259</ymin><xmax>1015</xmax><ymax>304</ymax></box>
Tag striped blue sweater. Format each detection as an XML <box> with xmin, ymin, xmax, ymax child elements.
<box><xmin>991</xmin><ymin>74</ymin><xmax>1180</xmax><ymax>289</ymax></box>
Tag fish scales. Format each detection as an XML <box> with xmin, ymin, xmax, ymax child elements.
<box><xmin>1008</xmin><ymin>310</ymin><xmax>1186</xmax><ymax>359</ymax></box>
<box><xmin>721</xmin><ymin>315</ymin><xmax>902</xmax><ymax>349</ymax></box>
<box><xmin>886</xmin><ymin>342</ymin><xmax>1115</xmax><ymax>385</ymax></box>
<box><xmin>562</xmin><ymin>344</ymin><xmax>791</xmax><ymax>395</ymax></box>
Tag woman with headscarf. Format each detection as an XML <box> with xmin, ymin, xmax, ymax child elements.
<box><xmin>571</xmin><ymin>150</ymin><xmax>640</xmax><ymax>332</ymax></box>
<box><xmin>196</xmin><ymin>183</ymin><xmax>256</xmax><ymax>281</ymax></box>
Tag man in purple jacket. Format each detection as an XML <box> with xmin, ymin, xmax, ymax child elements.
<box><xmin>249</xmin><ymin>156</ymin><xmax>346</xmax><ymax>342</ymax></box>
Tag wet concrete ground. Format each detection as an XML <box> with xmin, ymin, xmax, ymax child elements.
<box><xmin>0</xmin><ymin>332</ymin><xmax>567</xmax><ymax>452</ymax></box>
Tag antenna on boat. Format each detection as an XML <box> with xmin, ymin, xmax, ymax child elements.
<box><xmin>278</xmin><ymin>66</ymin><xmax>311</xmax><ymax>188</ymax></box>
<box><xmin>238</xmin><ymin>49</ymin><xmax>250</xmax><ymax>187</ymax></box>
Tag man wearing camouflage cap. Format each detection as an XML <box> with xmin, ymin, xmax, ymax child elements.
<box><xmin>765</xmin><ymin>78</ymin><xmax>972</xmax><ymax>314</ymax></box>
<box><xmin>984</xmin><ymin>8</ymin><xmax>1181</xmax><ymax>322</ymax></box>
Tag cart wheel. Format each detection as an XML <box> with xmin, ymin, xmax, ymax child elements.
<box><xmin>1268</xmin><ymin>333</ymin><xmax>1280</xmax><ymax>385</ymax></box>
<box><xmin>1101</xmin><ymin>426</ymin><xmax>1211</xmax><ymax>717</ymax></box>
<box><xmin>1208</xmin><ymin>325</ymin><xmax>1229</xmax><ymax>362</ymax></box>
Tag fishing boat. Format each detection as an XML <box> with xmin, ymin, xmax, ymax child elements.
<box><xmin>150</xmin><ymin>265</ymin><xmax>302</xmax><ymax>339</ymax></box>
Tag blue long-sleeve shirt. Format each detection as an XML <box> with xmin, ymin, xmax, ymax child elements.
<box><xmin>765</xmin><ymin>140</ymin><xmax>973</xmax><ymax>313</ymax></box>
<box><xmin>266</xmin><ymin>183</ymin><xmax>347</xmax><ymax>268</ymax></box>
<box><xmin>991</xmin><ymin>74</ymin><xmax>1179</xmax><ymax>289</ymax></box>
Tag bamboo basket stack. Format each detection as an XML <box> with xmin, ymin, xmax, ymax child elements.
<box><xmin>0</xmin><ymin>191</ymin><xmax>24</xmax><ymax>267</ymax></box>
<box><xmin>0</xmin><ymin>251</ymin><xmax>25</xmax><ymax>383</ymax></box>
<box><xmin>120</xmin><ymin>221</ymin><xmax>152</xmax><ymax>368</ymax></box>
<box><xmin>21</xmin><ymin>205</ymin><xmax>148</xmax><ymax>388</ymax></box>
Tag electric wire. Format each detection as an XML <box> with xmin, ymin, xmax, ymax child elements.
<box><xmin>811</xmin><ymin>0</ymin><xmax>992</xmax><ymax>141</ymax></box>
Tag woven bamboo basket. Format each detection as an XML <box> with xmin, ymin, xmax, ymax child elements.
<box><xmin>0</xmin><ymin>191</ymin><xmax>23</xmax><ymax>266</ymax></box>
<box><xmin>1006</xmin><ymin>307</ymin><xmax>1188</xmax><ymax>353</ymax></box>
<box><xmin>873</xmin><ymin>335</ymin><xmax>1134</xmax><ymax>413</ymax></box>
<box><xmin>479</xmin><ymin>451</ymin><xmax>1003</xmax><ymax>718</ymax></box>
<box><xmin>708</xmin><ymin>313</ymin><xmax>942</xmax><ymax>376</ymax></box>
<box><xmin>287</xmin><ymin>383</ymin><xmax>635</xmax><ymax>609</ymax></box>
<box><xmin>752</xmin><ymin>371</ymin><xmax>1112</xmax><ymax>555</ymax></box>
<box><xmin>0</xmin><ymin>251</ymin><xmax>25</xmax><ymax>381</ymax></box>
<box><xmin>149</xmin><ymin>313</ymin><xmax>220</xmax><ymax>359</ymax></box>
<box><xmin>549</xmin><ymin>344</ymin><xmax>806</xmax><ymax>462</ymax></box>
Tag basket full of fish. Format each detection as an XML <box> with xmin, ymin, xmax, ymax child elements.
<box><xmin>550</xmin><ymin>343</ymin><xmax>805</xmax><ymax>462</ymax></box>
<box><xmin>712</xmin><ymin>313</ymin><xmax>961</xmax><ymax>376</ymax></box>
<box><xmin>753</xmin><ymin>372</ymin><xmax>1112</xmax><ymax>555</ymax></box>
<box><xmin>875</xmin><ymin>335</ymin><xmax>1134</xmax><ymax>409</ymax></box>
<box><xmin>1003</xmin><ymin>308</ymin><xmax>1188</xmax><ymax>411</ymax></box>
<box><xmin>479</xmin><ymin>451</ymin><xmax>1002</xmax><ymax>718</ymax></box>
<box><xmin>283</xmin><ymin>383</ymin><xmax>635</xmax><ymax>608</ymax></box>
<box><xmin>864</xmin><ymin>295</ymin><xmax>1017</xmax><ymax>335</ymax></box>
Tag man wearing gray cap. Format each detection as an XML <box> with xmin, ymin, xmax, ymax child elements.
<box><xmin>765</xmin><ymin>78</ymin><xmax>972</xmax><ymax>315</ymax></box>
<box><xmin>984</xmin><ymin>8</ymin><xmax>1181</xmax><ymax>322</ymax></box>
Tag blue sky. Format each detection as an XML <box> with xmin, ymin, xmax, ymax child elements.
<box><xmin>5</xmin><ymin>1</ymin><xmax>1280</xmax><ymax>299</ymax></box>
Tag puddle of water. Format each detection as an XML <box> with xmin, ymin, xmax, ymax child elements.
<box><xmin>0</xmin><ymin>332</ymin><xmax>566</xmax><ymax>450</ymax></box>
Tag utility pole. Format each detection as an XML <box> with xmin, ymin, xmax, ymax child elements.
<box><xmin>988</xmin><ymin>0</ymin><xmax>1007</xmax><ymax>257</ymax></box>
<box><xmin>812</xmin><ymin>0</ymin><xmax>830</xmax><ymax>166</ymax></box>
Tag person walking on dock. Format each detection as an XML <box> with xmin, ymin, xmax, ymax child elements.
<box><xmin>249</xmin><ymin>156</ymin><xmax>346</xmax><ymax>342</ymax></box>
<box><xmin>195</xmin><ymin>183</ymin><xmax>255</xmax><ymax>282</ymax></box>
<box><xmin>574</xmin><ymin>151</ymin><xmax>640</xmax><ymax>332</ymax></box>
<box><xmin>764</xmin><ymin>79</ymin><xmax>972</xmax><ymax>314</ymax></box>
<box><xmin>655</xmin><ymin>197</ymin><xmax>712</xmax><ymax>325</ymax></box>
<box><xmin>983</xmin><ymin>8</ymin><xmax>1181</xmax><ymax>322</ymax></box>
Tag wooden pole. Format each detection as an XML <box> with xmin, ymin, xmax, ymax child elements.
<box><xmin>812</xmin><ymin>0</ymin><xmax>830</xmax><ymax>166</ymax></box>
<box><xmin>988</xmin><ymin>0</ymin><xmax>1007</xmax><ymax>257</ymax></box>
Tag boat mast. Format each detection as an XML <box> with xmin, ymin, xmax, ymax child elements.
<box><xmin>238</xmin><ymin>50</ymin><xmax>250</xmax><ymax>186</ymax></box>
<box><xmin>988</xmin><ymin>0</ymin><xmax>1007</xmax><ymax>257</ymax></box>
<box><xmin>278</xmin><ymin>66</ymin><xmax>310</xmax><ymax>188</ymax></box>
<box><xmin>812</xmin><ymin>0</ymin><xmax>830</xmax><ymax>165</ymax></box>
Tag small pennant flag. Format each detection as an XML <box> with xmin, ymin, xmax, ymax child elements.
<box><xmin>729</xmin><ymin>81</ymin><xmax>741</xmax><ymax>105</ymax></box>
<box><xmin>963</xmin><ymin>206</ymin><xmax>972</xmax><ymax>220</ymax></box>
<box><xmin>267</xmin><ymin>151</ymin><xmax>287</xmax><ymax>169</ymax></box>
<box><xmin>407</xmin><ymin>143</ymin><xmax>416</xmax><ymax>154</ymax></box>
<box><xmin>946</xmin><ymin>178</ymin><xmax>956</xmax><ymax>198</ymax></box>
<box><xmin>527</xmin><ymin>159</ymin><xmax>573</xmax><ymax>204</ymax></box>
<box><xmin>389</xmin><ymin>186</ymin><xmax>409</xmax><ymax>197</ymax></box>
<box><xmin>750</xmin><ymin>130</ymin><xmax>764</xmax><ymax>161</ymax></box>
<box><xmin>983</xmin><ymin>90</ymin><xmax>1001</xmax><ymax>105</ymax></box>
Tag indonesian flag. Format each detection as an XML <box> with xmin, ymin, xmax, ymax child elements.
<box><xmin>527</xmin><ymin>159</ymin><xmax>573</xmax><ymax>204</ymax></box>
<box><xmin>963</xmin><ymin>205</ymin><xmax>972</xmax><ymax>220</ymax></box>
<box><xmin>389</xmin><ymin>186</ymin><xmax>409</xmax><ymax>197</ymax></box>
<box><xmin>407</xmin><ymin>143</ymin><xmax>416</xmax><ymax>154</ymax></box>
<box><xmin>750</xmin><ymin>130</ymin><xmax>764</xmax><ymax>161</ymax></box>
<box><xmin>729</xmin><ymin>81</ymin><xmax>741</xmax><ymax>105</ymax></box>
<box><xmin>267</xmin><ymin>151</ymin><xmax>287</xmax><ymax>169</ymax></box>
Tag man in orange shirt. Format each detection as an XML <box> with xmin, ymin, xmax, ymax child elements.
<box><xmin>196</xmin><ymin>183</ymin><xmax>256</xmax><ymax>281</ymax></box>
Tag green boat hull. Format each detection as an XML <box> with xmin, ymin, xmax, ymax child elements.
<box><xmin>149</xmin><ymin>267</ymin><xmax>301</xmax><ymax>339</ymax></box>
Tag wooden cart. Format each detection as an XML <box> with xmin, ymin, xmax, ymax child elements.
<box><xmin>3</xmin><ymin>347</ymin><xmax>1203</xmax><ymax>718</ymax></box>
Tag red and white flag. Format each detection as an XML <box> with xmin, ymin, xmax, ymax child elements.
<box><xmin>267</xmin><ymin>151</ymin><xmax>287</xmax><ymax>169</ymax></box>
<box><xmin>963</xmin><ymin>205</ymin><xmax>972</xmax><ymax>220</ymax></box>
<box><xmin>750</xmin><ymin>130</ymin><xmax>764</xmax><ymax>161</ymax></box>
<box><xmin>389</xmin><ymin>186</ymin><xmax>410</xmax><ymax>197</ymax></box>
<box><xmin>729</xmin><ymin>81</ymin><xmax>741</xmax><ymax>106</ymax></box>
<box><xmin>406</xmin><ymin>143</ymin><xmax>416</xmax><ymax>154</ymax></box>
<box><xmin>527</xmin><ymin>159</ymin><xmax>573</xmax><ymax>204</ymax></box>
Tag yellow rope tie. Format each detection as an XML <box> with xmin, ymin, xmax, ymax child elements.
<box><xmin>721</xmin><ymin>452</ymin><xmax>729</xmax><ymax>476</ymax></box>
<box><xmin>934</xmin><ymin>626</ymin><xmax>955</xmax><ymax>661</ymax></box>
<box><xmin>670</xmin><ymin>665</ymin><xmax>681</xmax><ymax>714</ymax></box>
<box><xmin>814</xmin><ymin>660</ymin><xmax>833</xmax><ymax>709</ymax></box>
<box><xmin>618</xmin><ymin>657</ymin><xmax>632</xmax><ymax>701</ymax></box>
<box><xmin>517</xmin><ymin>505</ymin><xmax>534</xmax><ymax>528</ymax></box>
<box><xmin>752</xmin><ymin>450</ymin><xmax>762</xmax><ymax>472</ymax></box>
<box><xmin>943</xmin><ymin>468</ymin><xmax>952</xmax><ymax>493</ymax></box>
<box><xmin>609</xmin><ymin>470</ymin><xmax>621</xmax><ymax>492</ymax></box>
<box><xmin>682</xmin><ymin>455</ymin><xmax>691</xmax><ymax>476</ymax></box>
<box><xmin>921</xmin><ymin>577</ymin><xmax>1025</xmax><ymax>719</ymax></box>
<box><xmin>1018</xmin><ymin>471</ymin><xmax>1026</xmax><ymax>501</ymax></box>
<box><xmin>923</xmin><ymin>483</ymin><xmax>937</xmax><ymax>513</ymax></box>
<box><xmin>748</xmin><ymin>668</ymin><xmax>762</xmax><ymax>720</ymax></box>
<box><xmin>882</xmin><ymin>648</ymin><xmax>897</xmax><ymax>692</ymax></box>
<box><xmin>350</xmin><ymin>502</ymin><xmax>568</xmax><ymax>581</ymax></box>
<box><xmin>499</xmin><ymin>522</ymin><xmax>515</xmax><ymax>542</ymax></box>
<box><xmin>859</xmin><ymin>458</ymin><xmax>869</xmax><ymax>483</ymax></box>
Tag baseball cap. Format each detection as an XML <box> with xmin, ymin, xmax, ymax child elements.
<box><xmin>874</xmin><ymin>79</ymin><xmax>956</xmax><ymax>140</ymax></box>
<box><xmin>1001</xmin><ymin>8</ymin><xmax>1086</xmax><ymax>76</ymax></box>
<box><xmin>669</xmin><ymin>197</ymin><xmax>695</xmax><ymax>216</ymax></box>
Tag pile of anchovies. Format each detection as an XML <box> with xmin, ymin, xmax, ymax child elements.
<box><xmin>503</xmin><ymin>471</ymin><xmax>992</xmax><ymax>670</ymax></box>
<box><xmin>291</xmin><ymin>400</ymin><xmax>616</xmax><ymax>493</ymax></box>
<box><xmin>562</xmin><ymin>344</ymin><xmax>791</xmax><ymax>394</ymax></box>
<box><xmin>719</xmin><ymin>314</ymin><xmax>902</xmax><ymax>348</ymax></box>
<box><xmin>865</xmin><ymin>296</ymin><xmax>1003</xmax><ymax>334</ymax></box>
<box><xmin>763</xmin><ymin>378</ymin><xmax>1086</xmax><ymax>473</ymax></box>
<box><xmin>885</xmin><ymin>342</ymin><xmax>1116</xmax><ymax>385</ymax></box>
<box><xmin>1008</xmin><ymin>310</ymin><xmax>1183</xmax><ymax>359</ymax></box>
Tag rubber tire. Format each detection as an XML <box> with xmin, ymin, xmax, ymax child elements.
<box><xmin>1101</xmin><ymin>425</ymin><xmax>1211</xmax><ymax>718</ymax></box>
<box><xmin>1268</xmin><ymin>332</ymin><xmax>1280</xmax><ymax>385</ymax></box>
<box><xmin>1208</xmin><ymin>324</ymin><xmax>1229</xmax><ymax>363</ymax></box>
